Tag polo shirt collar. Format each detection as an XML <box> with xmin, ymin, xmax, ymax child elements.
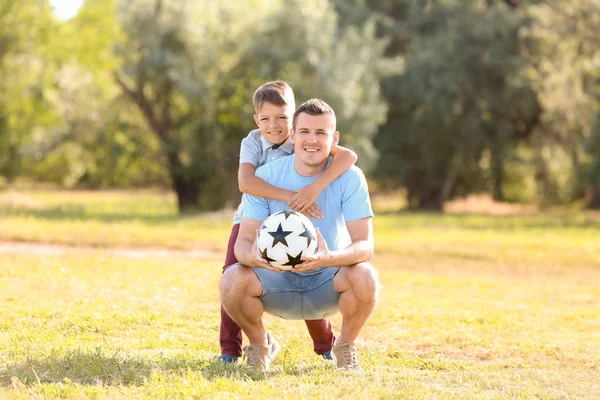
<box><xmin>259</xmin><ymin>134</ymin><xmax>294</xmax><ymax>154</ymax></box>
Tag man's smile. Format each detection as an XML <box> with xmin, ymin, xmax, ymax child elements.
<box><xmin>303</xmin><ymin>146</ymin><xmax>320</xmax><ymax>153</ymax></box>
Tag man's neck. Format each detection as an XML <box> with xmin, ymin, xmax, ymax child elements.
<box><xmin>293</xmin><ymin>157</ymin><xmax>328</xmax><ymax>177</ymax></box>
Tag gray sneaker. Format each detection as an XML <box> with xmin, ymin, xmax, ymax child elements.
<box><xmin>242</xmin><ymin>332</ymin><xmax>280</xmax><ymax>372</ymax></box>
<box><xmin>331</xmin><ymin>339</ymin><xmax>364</xmax><ymax>374</ymax></box>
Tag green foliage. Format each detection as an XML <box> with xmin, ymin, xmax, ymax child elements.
<box><xmin>374</xmin><ymin>0</ymin><xmax>540</xmax><ymax>209</ymax></box>
<box><xmin>114</xmin><ymin>0</ymin><xmax>268</xmax><ymax>211</ymax></box>
<box><xmin>0</xmin><ymin>0</ymin><xmax>56</xmax><ymax>180</ymax></box>
<box><xmin>114</xmin><ymin>0</ymin><xmax>391</xmax><ymax>212</ymax></box>
<box><xmin>226</xmin><ymin>0</ymin><xmax>395</xmax><ymax>171</ymax></box>
<box><xmin>10</xmin><ymin>0</ymin><xmax>168</xmax><ymax>189</ymax></box>
<box><xmin>582</xmin><ymin>113</ymin><xmax>600</xmax><ymax>207</ymax></box>
<box><xmin>522</xmin><ymin>0</ymin><xmax>600</xmax><ymax>205</ymax></box>
<box><xmin>1</xmin><ymin>0</ymin><xmax>599</xmax><ymax>213</ymax></box>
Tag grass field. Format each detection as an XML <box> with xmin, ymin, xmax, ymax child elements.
<box><xmin>1</xmin><ymin>190</ymin><xmax>599</xmax><ymax>399</ymax></box>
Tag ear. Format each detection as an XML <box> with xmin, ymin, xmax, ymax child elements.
<box><xmin>253</xmin><ymin>114</ymin><xmax>259</xmax><ymax>128</ymax></box>
<box><xmin>333</xmin><ymin>131</ymin><xmax>340</xmax><ymax>146</ymax></box>
<box><xmin>290</xmin><ymin>129</ymin><xmax>296</xmax><ymax>144</ymax></box>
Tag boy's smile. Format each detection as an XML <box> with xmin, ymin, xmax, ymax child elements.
<box><xmin>254</xmin><ymin>102</ymin><xmax>294</xmax><ymax>146</ymax></box>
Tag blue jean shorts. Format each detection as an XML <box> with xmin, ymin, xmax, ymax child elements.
<box><xmin>253</xmin><ymin>267</ymin><xmax>341</xmax><ymax>320</ymax></box>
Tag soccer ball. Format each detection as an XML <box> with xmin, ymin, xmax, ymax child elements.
<box><xmin>256</xmin><ymin>210</ymin><xmax>318</xmax><ymax>270</ymax></box>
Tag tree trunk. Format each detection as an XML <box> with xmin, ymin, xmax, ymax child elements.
<box><xmin>587</xmin><ymin>187</ymin><xmax>600</xmax><ymax>209</ymax></box>
<box><xmin>406</xmin><ymin>171</ymin><xmax>446</xmax><ymax>212</ymax></box>
<box><xmin>172</xmin><ymin>174</ymin><xmax>200</xmax><ymax>214</ymax></box>
<box><xmin>489</xmin><ymin>134</ymin><xmax>506</xmax><ymax>202</ymax></box>
<box><xmin>416</xmin><ymin>188</ymin><xmax>444</xmax><ymax>211</ymax></box>
<box><xmin>491</xmin><ymin>154</ymin><xmax>505</xmax><ymax>202</ymax></box>
<box><xmin>114</xmin><ymin>72</ymin><xmax>204</xmax><ymax>214</ymax></box>
<box><xmin>167</xmin><ymin>152</ymin><xmax>200</xmax><ymax>214</ymax></box>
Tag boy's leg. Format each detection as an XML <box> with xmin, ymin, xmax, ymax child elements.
<box><xmin>220</xmin><ymin>307</ymin><xmax>242</xmax><ymax>357</ymax></box>
<box><xmin>304</xmin><ymin>319</ymin><xmax>335</xmax><ymax>356</ymax></box>
<box><xmin>220</xmin><ymin>224</ymin><xmax>243</xmax><ymax>358</ymax></box>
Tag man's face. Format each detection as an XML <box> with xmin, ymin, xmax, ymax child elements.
<box><xmin>291</xmin><ymin>112</ymin><xmax>339</xmax><ymax>169</ymax></box>
<box><xmin>254</xmin><ymin>102</ymin><xmax>294</xmax><ymax>146</ymax></box>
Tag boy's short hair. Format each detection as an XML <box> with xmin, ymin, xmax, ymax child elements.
<box><xmin>253</xmin><ymin>81</ymin><xmax>295</xmax><ymax>113</ymax></box>
<box><xmin>293</xmin><ymin>98</ymin><xmax>336</xmax><ymax>131</ymax></box>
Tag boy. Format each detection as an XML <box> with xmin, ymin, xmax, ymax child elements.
<box><xmin>219</xmin><ymin>81</ymin><xmax>358</xmax><ymax>364</ymax></box>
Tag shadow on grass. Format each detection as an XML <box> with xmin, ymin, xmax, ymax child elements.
<box><xmin>0</xmin><ymin>348</ymin><xmax>267</xmax><ymax>387</ymax></box>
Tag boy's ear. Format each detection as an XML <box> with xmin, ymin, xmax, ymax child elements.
<box><xmin>253</xmin><ymin>114</ymin><xmax>259</xmax><ymax>127</ymax></box>
<box><xmin>333</xmin><ymin>131</ymin><xmax>340</xmax><ymax>146</ymax></box>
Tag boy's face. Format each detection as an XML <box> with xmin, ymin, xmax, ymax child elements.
<box><xmin>253</xmin><ymin>102</ymin><xmax>294</xmax><ymax>146</ymax></box>
<box><xmin>291</xmin><ymin>112</ymin><xmax>339</xmax><ymax>168</ymax></box>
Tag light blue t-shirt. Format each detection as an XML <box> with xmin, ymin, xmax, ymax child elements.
<box><xmin>243</xmin><ymin>155</ymin><xmax>374</xmax><ymax>254</ymax></box>
<box><xmin>232</xmin><ymin>129</ymin><xmax>294</xmax><ymax>224</ymax></box>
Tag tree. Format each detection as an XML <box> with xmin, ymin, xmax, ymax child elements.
<box><xmin>231</xmin><ymin>0</ymin><xmax>394</xmax><ymax>171</ymax></box>
<box><xmin>583</xmin><ymin>114</ymin><xmax>600</xmax><ymax>208</ymax></box>
<box><xmin>114</xmin><ymin>0</ymin><xmax>391</xmax><ymax>213</ymax></box>
<box><xmin>0</xmin><ymin>0</ymin><xmax>55</xmax><ymax>182</ymax></box>
<box><xmin>523</xmin><ymin>0</ymin><xmax>600</xmax><ymax>207</ymax></box>
<box><xmin>113</xmin><ymin>0</ymin><xmax>260</xmax><ymax>212</ymax></box>
<box><xmin>373</xmin><ymin>0</ymin><xmax>540</xmax><ymax>210</ymax></box>
<box><xmin>21</xmin><ymin>0</ymin><xmax>164</xmax><ymax>188</ymax></box>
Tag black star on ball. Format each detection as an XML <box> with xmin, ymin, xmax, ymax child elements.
<box><xmin>268</xmin><ymin>223</ymin><xmax>294</xmax><ymax>247</ymax></box>
<box><xmin>259</xmin><ymin>247</ymin><xmax>276</xmax><ymax>263</ymax></box>
<box><xmin>298</xmin><ymin>222</ymin><xmax>317</xmax><ymax>247</ymax></box>
<box><xmin>283</xmin><ymin>252</ymin><xmax>305</xmax><ymax>268</ymax></box>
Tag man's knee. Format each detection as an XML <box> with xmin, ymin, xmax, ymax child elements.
<box><xmin>354</xmin><ymin>262</ymin><xmax>378</xmax><ymax>292</ymax></box>
<box><xmin>220</xmin><ymin>263</ymin><xmax>262</xmax><ymax>298</ymax></box>
<box><xmin>335</xmin><ymin>262</ymin><xmax>378</xmax><ymax>295</ymax></box>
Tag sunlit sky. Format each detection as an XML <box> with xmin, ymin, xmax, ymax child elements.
<box><xmin>49</xmin><ymin>0</ymin><xmax>84</xmax><ymax>20</ymax></box>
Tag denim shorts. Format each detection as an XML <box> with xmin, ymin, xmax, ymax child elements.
<box><xmin>253</xmin><ymin>267</ymin><xmax>341</xmax><ymax>320</ymax></box>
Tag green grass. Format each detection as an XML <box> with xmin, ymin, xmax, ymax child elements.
<box><xmin>1</xmin><ymin>189</ymin><xmax>599</xmax><ymax>399</ymax></box>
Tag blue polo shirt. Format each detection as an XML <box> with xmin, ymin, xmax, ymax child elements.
<box><xmin>232</xmin><ymin>129</ymin><xmax>294</xmax><ymax>224</ymax></box>
<box><xmin>242</xmin><ymin>155</ymin><xmax>373</xmax><ymax>253</ymax></box>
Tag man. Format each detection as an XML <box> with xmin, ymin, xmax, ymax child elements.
<box><xmin>220</xmin><ymin>99</ymin><xmax>378</xmax><ymax>374</ymax></box>
<box><xmin>218</xmin><ymin>81</ymin><xmax>356</xmax><ymax>364</ymax></box>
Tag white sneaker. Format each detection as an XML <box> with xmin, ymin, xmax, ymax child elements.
<box><xmin>331</xmin><ymin>338</ymin><xmax>364</xmax><ymax>374</ymax></box>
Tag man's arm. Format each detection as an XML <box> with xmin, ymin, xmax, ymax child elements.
<box><xmin>293</xmin><ymin>217</ymin><xmax>374</xmax><ymax>272</ymax></box>
<box><xmin>234</xmin><ymin>217</ymin><xmax>284</xmax><ymax>273</ymax></box>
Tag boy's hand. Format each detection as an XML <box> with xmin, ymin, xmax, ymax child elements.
<box><xmin>292</xmin><ymin>228</ymin><xmax>331</xmax><ymax>272</ymax></box>
<box><xmin>302</xmin><ymin>204</ymin><xmax>324</xmax><ymax>220</ymax></box>
<box><xmin>251</xmin><ymin>230</ymin><xmax>284</xmax><ymax>273</ymax></box>
<box><xmin>289</xmin><ymin>186</ymin><xmax>324</xmax><ymax>219</ymax></box>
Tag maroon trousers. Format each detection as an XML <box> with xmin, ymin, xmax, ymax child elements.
<box><xmin>220</xmin><ymin>224</ymin><xmax>335</xmax><ymax>357</ymax></box>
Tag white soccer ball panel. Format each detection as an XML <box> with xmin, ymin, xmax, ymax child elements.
<box><xmin>267</xmin><ymin>244</ymin><xmax>290</xmax><ymax>267</ymax></box>
<box><xmin>257</xmin><ymin>227</ymin><xmax>273</xmax><ymax>252</ymax></box>
<box><xmin>256</xmin><ymin>210</ymin><xmax>318</xmax><ymax>270</ymax></box>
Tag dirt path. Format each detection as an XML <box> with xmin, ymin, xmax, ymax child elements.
<box><xmin>0</xmin><ymin>241</ymin><xmax>220</xmax><ymax>259</ymax></box>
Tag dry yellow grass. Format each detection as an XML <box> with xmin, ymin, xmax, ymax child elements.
<box><xmin>0</xmin><ymin>190</ymin><xmax>599</xmax><ymax>398</ymax></box>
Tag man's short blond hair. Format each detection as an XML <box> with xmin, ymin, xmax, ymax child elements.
<box><xmin>292</xmin><ymin>98</ymin><xmax>336</xmax><ymax>131</ymax></box>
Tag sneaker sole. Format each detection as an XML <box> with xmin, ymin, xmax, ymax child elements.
<box><xmin>267</xmin><ymin>342</ymin><xmax>281</xmax><ymax>368</ymax></box>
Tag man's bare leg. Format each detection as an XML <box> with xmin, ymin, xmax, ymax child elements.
<box><xmin>333</xmin><ymin>262</ymin><xmax>379</xmax><ymax>344</ymax></box>
<box><xmin>220</xmin><ymin>264</ymin><xmax>267</xmax><ymax>345</ymax></box>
